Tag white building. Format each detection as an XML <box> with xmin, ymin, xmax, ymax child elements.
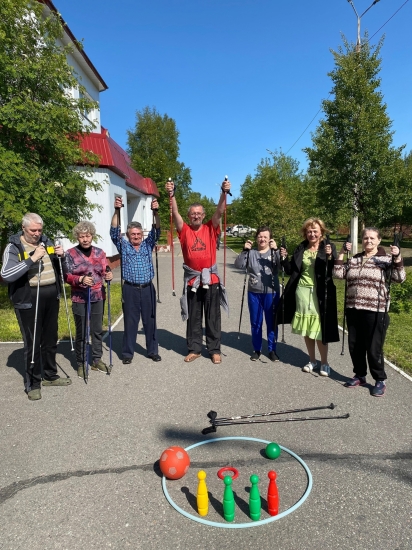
<box><xmin>40</xmin><ymin>0</ymin><xmax>159</xmax><ymax>264</ymax></box>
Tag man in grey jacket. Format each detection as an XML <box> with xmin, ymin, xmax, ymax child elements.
<box><xmin>1</xmin><ymin>213</ymin><xmax>72</xmax><ymax>400</ymax></box>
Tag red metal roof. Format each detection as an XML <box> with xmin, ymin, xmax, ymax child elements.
<box><xmin>80</xmin><ymin>128</ymin><xmax>159</xmax><ymax>197</ymax></box>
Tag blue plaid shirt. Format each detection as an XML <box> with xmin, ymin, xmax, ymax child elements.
<box><xmin>110</xmin><ymin>226</ymin><xmax>160</xmax><ymax>284</ymax></box>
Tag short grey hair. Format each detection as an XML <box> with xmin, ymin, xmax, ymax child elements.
<box><xmin>127</xmin><ymin>221</ymin><xmax>143</xmax><ymax>233</ymax></box>
<box><xmin>72</xmin><ymin>221</ymin><xmax>96</xmax><ymax>239</ymax></box>
<box><xmin>187</xmin><ymin>203</ymin><xmax>205</xmax><ymax>216</ymax></box>
<box><xmin>22</xmin><ymin>213</ymin><xmax>43</xmax><ymax>227</ymax></box>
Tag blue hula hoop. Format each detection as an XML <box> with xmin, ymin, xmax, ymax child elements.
<box><xmin>161</xmin><ymin>436</ymin><xmax>312</xmax><ymax>529</ymax></box>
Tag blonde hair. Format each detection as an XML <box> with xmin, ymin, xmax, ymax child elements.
<box><xmin>72</xmin><ymin>221</ymin><xmax>96</xmax><ymax>240</ymax></box>
<box><xmin>301</xmin><ymin>218</ymin><xmax>327</xmax><ymax>239</ymax></box>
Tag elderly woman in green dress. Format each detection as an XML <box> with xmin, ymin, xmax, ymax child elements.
<box><xmin>276</xmin><ymin>218</ymin><xmax>339</xmax><ymax>376</ymax></box>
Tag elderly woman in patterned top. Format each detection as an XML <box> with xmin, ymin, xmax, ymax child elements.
<box><xmin>64</xmin><ymin>221</ymin><xmax>113</xmax><ymax>378</ymax></box>
<box><xmin>333</xmin><ymin>228</ymin><xmax>405</xmax><ymax>397</ymax></box>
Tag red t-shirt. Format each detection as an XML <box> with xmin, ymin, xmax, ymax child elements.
<box><xmin>178</xmin><ymin>220</ymin><xmax>220</xmax><ymax>285</ymax></box>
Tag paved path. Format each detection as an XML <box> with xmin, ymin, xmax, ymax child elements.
<box><xmin>0</xmin><ymin>246</ymin><xmax>411</xmax><ymax>550</ymax></box>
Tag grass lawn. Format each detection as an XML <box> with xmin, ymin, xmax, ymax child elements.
<box><xmin>0</xmin><ymin>283</ymin><xmax>123</xmax><ymax>342</ymax></box>
<box><xmin>226</xmin><ymin>236</ymin><xmax>412</xmax><ymax>375</ymax></box>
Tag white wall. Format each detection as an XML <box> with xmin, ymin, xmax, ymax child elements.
<box><xmin>62</xmin><ymin>168</ymin><xmax>154</xmax><ymax>259</ymax></box>
<box><xmin>65</xmin><ymin>45</ymin><xmax>101</xmax><ymax>132</ymax></box>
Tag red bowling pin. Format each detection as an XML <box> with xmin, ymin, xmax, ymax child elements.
<box><xmin>267</xmin><ymin>470</ymin><xmax>279</xmax><ymax>516</ymax></box>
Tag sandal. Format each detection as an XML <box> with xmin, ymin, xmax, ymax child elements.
<box><xmin>211</xmin><ymin>354</ymin><xmax>222</xmax><ymax>364</ymax></box>
<box><xmin>184</xmin><ymin>353</ymin><xmax>201</xmax><ymax>363</ymax></box>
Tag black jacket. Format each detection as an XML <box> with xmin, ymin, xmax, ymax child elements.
<box><xmin>276</xmin><ymin>239</ymin><xmax>340</xmax><ymax>344</ymax></box>
<box><xmin>1</xmin><ymin>232</ymin><xmax>63</xmax><ymax>309</ymax></box>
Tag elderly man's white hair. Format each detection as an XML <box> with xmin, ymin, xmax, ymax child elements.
<box><xmin>22</xmin><ymin>213</ymin><xmax>43</xmax><ymax>227</ymax></box>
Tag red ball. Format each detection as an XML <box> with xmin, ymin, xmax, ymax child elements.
<box><xmin>159</xmin><ymin>446</ymin><xmax>190</xmax><ymax>480</ymax></box>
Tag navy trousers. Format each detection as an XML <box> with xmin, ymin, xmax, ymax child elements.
<box><xmin>122</xmin><ymin>282</ymin><xmax>158</xmax><ymax>359</ymax></box>
<box><xmin>248</xmin><ymin>291</ymin><xmax>279</xmax><ymax>352</ymax></box>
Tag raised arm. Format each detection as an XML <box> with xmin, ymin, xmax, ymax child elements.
<box><xmin>165</xmin><ymin>180</ymin><xmax>184</xmax><ymax>232</ymax></box>
<box><xmin>111</xmin><ymin>196</ymin><xmax>123</xmax><ymax>228</ymax></box>
<box><xmin>212</xmin><ymin>179</ymin><xmax>231</xmax><ymax>228</ymax></box>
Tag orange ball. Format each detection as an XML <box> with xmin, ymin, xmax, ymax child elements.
<box><xmin>159</xmin><ymin>446</ymin><xmax>190</xmax><ymax>480</ymax></box>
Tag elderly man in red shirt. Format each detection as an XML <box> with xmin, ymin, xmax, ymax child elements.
<box><xmin>166</xmin><ymin>178</ymin><xmax>230</xmax><ymax>364</ymax></box>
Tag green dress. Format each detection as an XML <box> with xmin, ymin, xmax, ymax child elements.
<box><xmin>291</xmin><ymin>250</ymin><xmax>322</xmax><ymax>340</ymax></box>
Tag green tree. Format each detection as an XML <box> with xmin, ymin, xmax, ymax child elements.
<box><xmin>235</xmin><ymin>151</ymin><xmax>314</xmax><ymax>248</ymax></box>
<box><xmin>0</xmin><ymin>0</ymin><xmax>100</xmax><ymax>258</ymax></box>
<box><xmin>305</xmin><ymin>36</ymin><xmax>405</xmax><ymax>228</ymax></box>
<box><xmin>127</xmin><ymin>106</ymin><xmax>192</xmax><ymax>228</ymax></box>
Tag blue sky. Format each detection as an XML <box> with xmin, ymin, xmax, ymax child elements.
<box><xmin>57</xmin><ymin>0</ymin><xmax>412</xmax><ymax>202</ymax></box>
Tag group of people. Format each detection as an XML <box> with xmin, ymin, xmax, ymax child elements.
<box><xmin>1</xmin><ymin>177</ymin><xmax>406</xmax><ymax>400</ymax></box>
<box><xmin>239</xmin><ymin>218</ymin><xmax>405</xmax><ymax>397</ymax></box>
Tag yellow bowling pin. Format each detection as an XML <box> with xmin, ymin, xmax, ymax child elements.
<box><xmin>197</xmin><ymin>470</ymin><xmax>209</xmax><ymax>516</ymax></box>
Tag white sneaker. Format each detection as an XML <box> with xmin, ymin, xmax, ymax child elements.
<box><xmin>320</xmin><ymin>364</ymin><xmax>331</xmax><ymax>377</ymax></box>
<box><xmin>302</xmin><ymin>361</ymin><xmax>316</xmax><ymax>373</ymax></box>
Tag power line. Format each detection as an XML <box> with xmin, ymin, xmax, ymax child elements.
<box><xmin>368</xmin><ymin>0</ymin><xmax>410</xmax><ymax>41</ymax></box>
<box><xmin>285</xmin><ymin>101</ymin><xmax>328</xmax><ymax>155</ymax></box>
<box><xmin>284</xmin><ymin>0</ymin><xmax>410</xmax><ymax>155</ymax></box>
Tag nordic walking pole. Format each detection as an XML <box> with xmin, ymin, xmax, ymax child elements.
<box><xmin>168</xmin><ymin>178</ymin><xmax>176</xmax><ymax>296</ymax></box>
<box><xmin>55</xmin><ymin>238</ymin><xmax>74</xmax><ymax>351</ymax></box>
<box><xmin>280</xmin><ymin>236</ymin><xmax>286</xmax><ymax>343</ymax></box>
<box><xmin>222</xmin><ymin>175</ymin><xmax>232</xmax><ymax>287</ymax></box>
<box><xmin>105</xmin><ymin>266</ymin><xmax>113</xmax><ymax>374</ymax></box>
<box><xmin>115</xmin><ymin>196</ymin><xmax>124</xmax><ymax>303</ymax></box>
<box><xmin>209</xmin><ymin>403</ymin><xmax>336</xmax><ymax>422</ymax></box>
<box><xmin>340</xmin><ymin>234</ymin><xmax>351</xmax><ymax>355</ymax></box>
<box><xmin>152</xmin><ymin>207</ymin><xmax>161</xmax><ymax>303</ymax></box>
<box><xmin>323</xmin><ymin>234</ymin><xmax>331</xmax><ymax>341</ymax></box>
<box><xmin>84</xmin><ymin>272</ymin><xmax>92</xmax><ymax>383</ymax></box>
<box><xmin>238</xmin><ymin>247</ymin><xmax>250</xmax><ymax>339</ymax></box>
<box><xmin>31</xmin><ymin>252</ymin><xmax>43</xmax><ymax>365</ymax></box>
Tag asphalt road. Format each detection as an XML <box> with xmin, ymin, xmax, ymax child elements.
<box><xmin>0</xmin><ymin>245</ymin><xmax>411</xmax><ymax>550</ymax></box>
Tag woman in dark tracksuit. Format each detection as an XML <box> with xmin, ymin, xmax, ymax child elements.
<box><xmin>235</xmin><ymin>226</ymin><xmax>280</xmax><ymax>362</ymax></box>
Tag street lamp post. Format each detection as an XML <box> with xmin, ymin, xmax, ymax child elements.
<box><xmin>346</xmin><ymin>0</ymin><xmax>381</xmax><ymax>254</ymax></box>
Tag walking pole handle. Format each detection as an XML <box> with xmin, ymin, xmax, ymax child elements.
<box><xmin>222</xmin><ymin>175</ymin><xmax>232</xmax><ymax>196</ymax></box>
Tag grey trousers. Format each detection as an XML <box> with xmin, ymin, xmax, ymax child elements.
<box><xmin>72</xmin><ymin>300</ymin><xmax>104</xmax><ymax>364</ymax></box>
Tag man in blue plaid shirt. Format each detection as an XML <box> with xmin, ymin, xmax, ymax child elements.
<box><xmin>110</xmin><ymin>196</ymin><xmax>161</xmax><ymax>364</ymax></box>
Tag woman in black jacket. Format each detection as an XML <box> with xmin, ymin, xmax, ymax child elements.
<box><xmin>277</xmin><ymin>218</ymin><xmax>339</xmax><ymax>376</ymax></box>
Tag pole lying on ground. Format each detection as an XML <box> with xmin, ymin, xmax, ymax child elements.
<box><xmin>153</xmin><ymin>210</ymin><xmax>161</xmax><ymax>303</ymax></box>
<box><xmin>202</xmin><ymin>403</ymin><xmax>349</xmax><ymax>434</ymax></box>
<box><xmin>31</xmin><ymin>255</ymin><xmax>43</xmax><ymax>365</ymax></box>
<box><xmin>237</xmin><ymin>248</ymin><xmax>250</xmax><ymax>339</ymax></box>
<box><xmin>280</xmin><ymin>235</ymin><xmax>286</xmax><ymax>343</ymax></box>
<box><xmin>340</xmin><ymin>234</ymin><xmax>351</xmax><ymax>355</ymax></box>
<box><xmin>84</xmin><ymin>272</ymin><xmax>92</xmax><ymax>383</ymax></box>
<box><xmin>168</xmin><ymin>178</ymin><xmax>176</xmax><ymax>296</ymax></box>
<box><xmin>105</xmin><ymin>266</ymin><xmax>113</xmax><ymax>374</ymax></box>
<box><xmin>55</xmin><ymin>238</ymin><xmax>74</xmax><ymax>351</ymax></box>
<box><xmin>210</xmin><ymin>403</ymin><xmax>336</xmax><ymax>422</ymax></box>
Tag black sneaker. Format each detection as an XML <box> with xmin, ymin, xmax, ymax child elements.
<box><xmin>371</xmin><ymin>380</ymin><xmax>386</xmax><ymax>397</ymax></box>
<box><xmin>250</xmin><ymin>351</ymin><xmax>261</xmax><ymax>361</ymax></box>
<box><xmin>122</xmin><ymin>357</ymin><xmax>132</xmax><ymax>364</ymax></box>
<box><xmin>344</xmin><ymin>376</ymin><xmax>367</xmax><ymax>388</ymax></box>
<box><xmin>148</xmin><ymin>354</ymin><xmax>162</xmax><ymax>362</ymax></box>
<box><xmin>268</xmin><ymin>351</ymin><xmax>279</xmax><ymax>362</ymax></box>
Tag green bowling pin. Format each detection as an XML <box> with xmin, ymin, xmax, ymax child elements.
<box><xmin>249</xmin><ymin>474</ymin><xmax>261</xmax><ymax>521</ymax></box>
<box><xmin>223</xmin><ymin>475</ymin><xmax>235</xmax><ymax>522</ymax></box>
